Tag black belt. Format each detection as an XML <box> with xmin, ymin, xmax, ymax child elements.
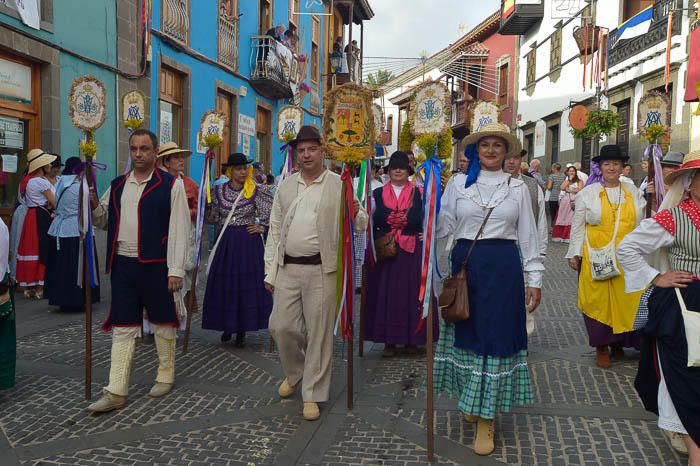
<box><xmin>284</xmin><ymin>253</ymin><xmax>322</xmax><ymax>265</ymax></box>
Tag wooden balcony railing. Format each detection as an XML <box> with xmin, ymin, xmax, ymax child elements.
<box><xmin>218</xmin><ymin>15</ymin><xmax>238</xmax><ymax>71</ymax></box>
<box><xmin>608</xmin><ymin>0</ymin><xmax>682</xmax><ymax>67</ymax></box>
<box><xmin>162</xmin><ymin>0</ymin><xmax>189</xmax><ymax>44</ymax></box>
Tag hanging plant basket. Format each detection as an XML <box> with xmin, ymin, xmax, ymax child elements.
<box><xmin>573</xmin><ymin>25</ymin><xmax>601</xmax><ymax>56</ymax></box>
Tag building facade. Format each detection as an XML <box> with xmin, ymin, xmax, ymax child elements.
<box><xmin>505</xmin><ymin>0</ymin><xmax>694</xmax><ymax>177</ymax></box>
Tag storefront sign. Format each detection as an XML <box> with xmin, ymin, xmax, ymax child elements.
<box><xmin>0</xmin><ymin>57</ymin><xmax>31</xmax><ymax>105</ymax></box>
<box><xmin>277</xmin><ymin>105</ymin><xmax>304</xmax><ymax>142</ymax></box>
<box><xmin>239</xmin><ymin>114</ymin><xmax>256</xmax><ymax>136</ymax></box>
<box><xmin>69</xmin><ymin>76</ymin><xmax>107</xmax><ymax>132</ymax></box>
<box><xmin>0</xmin><ymin>116</ymin><xmax>23</xmax><ymax>150</ymax></box>
<box><xmin>534</xmin><ymin>119</ymin><xmax>546</xmax><ymax>158</ymax></box>
<box><xmin>637</xmin><ymin>91</ymin><xmax>671</xmax><ymax>133</ymax></box>
<box><xmin>471</xmin><ymin>101</ymin><xmax>500</xmax><ymax>132</ymax></box>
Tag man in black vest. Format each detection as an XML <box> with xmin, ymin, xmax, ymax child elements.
<box><xmin>87</xmin><ymin>129</ymin><xmax>190</xmax><ymax>413</ymax></box>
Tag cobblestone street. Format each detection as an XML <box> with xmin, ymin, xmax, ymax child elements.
<box><xmin>0</xmin><ymin>241</ymin><xmax>686</xmax><ymax>465</ymax></box>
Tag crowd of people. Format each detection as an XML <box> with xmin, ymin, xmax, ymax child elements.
<box><xmin>1</xmin><ymin>122</ymin><xmax>699</xmax><ymax>462</ymax></box>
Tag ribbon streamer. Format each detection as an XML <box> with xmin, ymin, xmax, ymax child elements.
<box><xmin>193</xmin><ymin>149</ymin><xmax>215</xmax><ymax>269</ymax></box>
<box><xmin>76</xmin><ymin>160</ymin><xmax>107</xmax><ymax>289</ymax></box>
<box><xmin>643</xmin><ymin>143</ymin><xmax>666</xmax><ymax>208</ymax></box>
<box><xmin>334</xmin><ymin>166</ymin><xmax>357</xmax><ymax>338</ymax></box>
<box><xmin>279</xmin><ymin>143</ymin><xmax>294</xmax><ymax>181</ymax></box>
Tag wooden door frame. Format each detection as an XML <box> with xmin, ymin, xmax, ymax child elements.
<box><xmin>214</xmin><ymin>81</ymin><xmax>240</xmax><ymax>178</ymax></box>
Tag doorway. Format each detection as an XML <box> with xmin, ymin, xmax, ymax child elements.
<box><xmin>256</xmin><ymin>105</ymin><xmax>272</xmax><ymax>173</ymax></box>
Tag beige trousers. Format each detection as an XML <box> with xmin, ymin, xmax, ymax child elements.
<box><xmin>269</xmin><ymin>263</ymin><xmax>336</xmax><ymax>402</ymax></box>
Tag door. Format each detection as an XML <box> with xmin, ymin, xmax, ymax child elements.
<box><xmin>615</xmin><ymin>100</ymin><xmax>630</xmax><ymax>161</ymax></box>
<box><xmin>581</xmin><ymin>137</ymin><xmax>592</xmax><ymax>173</ymax></box>
<box><xmin>215</xmin><ymin>90</ymin><xmax>237</xmax><ymax>178</ymax></box>
<box><xmin>258</xmin><ymin>0</ymin><xmax>273</xmax><ymax>35</ymax></box>
<box><xmin>550</xmin><ymin>125</ymin><xmax>559</xmax><ymax>164</ymax></box>
<box><xmin>256</xmin><ymin>105</ymin><xmax>272</xmax><ymax>173</ymax></box>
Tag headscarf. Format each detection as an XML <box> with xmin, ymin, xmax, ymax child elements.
<box><xmin>225</xmin><ymin>165</ymin><xmax>257</xmax><ymax>199</ymax></box>
<box><xmin>584</xmin><ymin>162</ymin><xmax>603</xmax><ymax>186</ymax></box>
<box><xmin>464</xmin><ymin>144</ymin><xmax>480</xmax><ymax>188</ymax></box>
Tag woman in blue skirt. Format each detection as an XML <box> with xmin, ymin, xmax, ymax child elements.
<box><xmin>435</xmin><ymin>123</ymin><xmax>544</xmax><ymax>456</ymax></box>
<box><xmin>202</xmin><ymin>153</ymin><xmax>273</xmax><ymax>347</ymax></box>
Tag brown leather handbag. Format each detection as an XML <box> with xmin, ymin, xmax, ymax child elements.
<box><xmin>438</xmin><ymin>206</ymin><xmax>495</xmax><ymax>323</ymax></box>
<box><xmin>375</xmin><ymin>234</ymin><xmax>397</xmax><ymax>262</ymax></box>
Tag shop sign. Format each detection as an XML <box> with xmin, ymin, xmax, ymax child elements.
<box><xmin>0</xmin><ymin>116</ymin><xmax>24</xmax><ymax>150</ymax></box>
<box><xmin>238</xmin><ymin>114</ymin><xmax>256</xmax><ymax>136</ymax></box>
<box><xmin>0</xmin><ymin>57</ymin><xmax>31</xmax><ymax>105</ymax></box>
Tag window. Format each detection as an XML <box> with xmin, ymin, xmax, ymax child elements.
<box><xmin>162</xmin><ymin>0</ymin><xmax>190</xmax><ymax>45</ymax></box>
<box><xmin>288</xmin><ymin>0</ymin><xmax>300</xmax><ymax>33</ymax></box>
<box><xmin>468</xmin><ymin>65</ymin><xmax>483</xmax><ymax>100</ymax></box>
<box><xmin>311</xmin><ymin>15</ymin><xmax>320</xmax><ymax>83</ymax></box>
<box><xmin>385</xmin><ymin>115</ymin><xmax>393</xmax><ymax>145</ymax></box>
<box><xmin>258</xmin><ymin>0</ymin><xmax>273</xmax><ymax>35</ymax></box>
<box><xmin>498</xmin><ymin>63</ymin><xmax>509</xmax><ymax>106</ymax></box>
<box><xmin>159</xmin><ymin>66</ymin><xmax>184</xmax><ymax>146</ymax></box>
<box><xmin>623</xmin><ymin>0</ymin><xmax>654</xmax><ymax>22</ymax></box>
<box><xmin>215</xmin><ymin>90</ymin><xmax>237</xmax><ymax>178</ymax></box>
<box><xmin>526</xmin><ymin>50</ymin><xmax>536</xmax><ymax>86</ymax></box>
<box><xmin>549</xmin><ymin>125</ymin><xmax>560</xmax><ymax>163</ymax></box>
<box><xmin>550</xmin><ymin>27</ymin><xmax>562</xmax><ymax>71</ymax></box>
<box><xmin>0</xmin><ymin>0</ymin><xmax>53</xmax><ymax>31</ymax></box>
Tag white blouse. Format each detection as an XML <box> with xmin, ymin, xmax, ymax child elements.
<box><xmin>617</xmin><ymin>218</ymin><xmax>674</xmax><ymax>293</ymax></box>
<box><xmin>25</xmin><ymin>177</ymin><xmax>52</xmax><ymax>207</ymax></box>
<box><xmin>438</xmin><ymin>170</ymin><xmax>544</xmax><ymax>288</ymax></box>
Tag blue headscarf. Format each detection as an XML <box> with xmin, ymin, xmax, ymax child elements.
<box><xmin>464</xmin><ymin>144</ymin><xmax>480</xmax><ymax>188</ymax></box>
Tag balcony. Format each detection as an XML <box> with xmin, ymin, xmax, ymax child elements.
<box><xmin>162</xmin><ymin>0</ymin><xmax>189</xmax><ymax>44</ymax></box>
<box><xmin>451</xmin><ymin>95</ymin><xmax>473</xmax><ymax>140</ymax></box>
<box><xmin>608</xmin><ymin>0</ymin><xmax>682</xmax><ymax>67</ymax></box>
<box><xmin>218</xmin><ymin>15</ymin><xmax>238</xmax><ymax>71</ymax></box>
<box><xmin>249</xmin><ymin>36</ymin><xmax>295</xmax><ymax>100</ymax></box>
<box><xmin>499</xmin><ymin>0</ymin><xmax>543</xmax><ymax>35</ymax></box>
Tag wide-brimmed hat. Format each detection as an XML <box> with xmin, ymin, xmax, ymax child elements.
<box><xmin>62</xmin><ymin>156</ymin><xmax>81</xmax><ymax>175</ymax></box>
<box><xmin>222</xmin><ymin>152</ymin><xmax>251</xmax><ymax>167</ymax></box>
<box><xmin>664</xmin><ymin>151</ymin><xmax>700</xmax><ymax>185</ymax></box>
<box><xmin>592</xmin><ymin>145</ymin><xmax>629</xmax><ymax>164</ymax></box>
<box><xmin>661</xmin><ymin>151</ymin><xmax>684</xmax><ymax>168</ymax></box>
<box><xmin>462</xmin><ymin>122</ymin><xmax>522</xmax><ymax>157</ymax></box>
<box><xmin>26</xmin><ymin>148</ymin><xmax>57</xmax><ymax>174</ymax></box>
<box><xmin>289</xmin><ymin>125</ymin><xmax>322</xmax><ymax>148</ymax></box>
<box><xmin>158</xmin><ymin>142</ymin><xmax>192</xmax><ymax>159</ymax></box>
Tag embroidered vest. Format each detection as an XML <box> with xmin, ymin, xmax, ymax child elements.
<box><xmin>669</xmin><ymin>206</ymin><xmax>700</xmax><ymax>277</ymax></box>
<box><xmin>106</xmin><ymin>170</ymin><xmax>174</xmax><ymax>273</ymax></box>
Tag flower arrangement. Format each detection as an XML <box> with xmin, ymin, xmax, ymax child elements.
<box><xmin>570</xmin><ymin>108</ymin><xmax>620</xmax><ymax>139</ymax></box>
<box><xmin>398</xmin><ymin>120</ymin><xmax>414</xmax><ymax>152</ymax></box>
<box><xmin>202</xmin><ymin>133</ymin><xmax>223</xmax><ymax>149</ymax></box>
<box><xmin>640</xmin><ymin>123</ymin><xmax>668</xmax><ymax>144</ymax></box>
<box><xmin>123</xmin><ymin>117</ymin><xmax>143</xmax><ymax>132</ymax></box>
<box><xmin>415</xmin><ymin>129</ymin><xmax>452</xmax><ymax>160</ymax></box>
<box><xmin>334</xmin><ymin>147</ymin><xmax>367</xmax><ymax>166</ymax></box>
<box><xmin>80</xmin><ymin>136</ymin><xmax>98</xmax><ymax>159</ymax></box>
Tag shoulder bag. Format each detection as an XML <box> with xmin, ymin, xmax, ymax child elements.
<box><xmin>585</xmin><ymin>191</ymin><xmax>622</xmax><ymax>281</ymax></box>
<box><xmin>676</xmin><ymin>287</ymin><xmax>700</xmax><ymax>367</ymax></box>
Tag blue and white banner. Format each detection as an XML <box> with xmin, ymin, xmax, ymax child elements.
<box><xmin>615</xmin><ymin>6</ymin><xmax>653</xmax><ymax>44</ymax></box>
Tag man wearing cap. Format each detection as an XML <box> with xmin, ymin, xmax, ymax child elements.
<box><xmin>264</xmin><ymin>125</ymin><xmax>367</xmax><ymax>421</ymax></box>
<box><xmin>86</xmin><ymin>129</ymin><xmax>191</xmax><ymax>413</ymax></box>
<box><xmin>503</xmin><ymin>150</ymin><xmax>548</xmax><ymax>257</ymax></box>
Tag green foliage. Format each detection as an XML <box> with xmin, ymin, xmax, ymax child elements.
<box><xmin>364</xmin><ymin>69</ymin><xmax>395</xmax><ymax>90</ymax></box>
<box><xmin>570</xmin><ymin>108</ymin><xmax>620</xmax><ymax>139</ymax></box>
<box><xmin>640</xmin><ymin>123</ymin><xmax>668</xmax><ymax>144</ymax></box>
<box><xmin>398</xmin><ymin>119</ymin><xmax>414</xmax><ymax>152</ymax></box>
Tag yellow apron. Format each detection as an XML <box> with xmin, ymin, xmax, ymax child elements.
<box><xmin>578</xmin><ymin>186</ymin><xmax>643</xmax><ymax>334</ymax></box>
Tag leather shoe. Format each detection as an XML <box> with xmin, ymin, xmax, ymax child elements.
<box><xmin>278</xmin><ymin>378</ymin><xmax>297</xmax><ymax>398</ymax></box>
<box><xmin>87</xmin><ymin>391</ymin><xmax>125</xmax><ymax>413</ymax></box>
<box><xmin>596</xmin><ymin>346</ymin><xmax>612</xmax><ymax>369</ymax></box>
<box><xmin>610</xmin><ymin>346</ymin><xmax>624</xmax><ymax>359</ymax></box>
<box><xmin>303</xmin><ymin>402</ymin><xmax>320</xmax><ymax>421</ymax></box>
<box><xmin>474</xmin><ymin>418</ymin><xmax>495</xmax><ymax>455</ymax></box>
<box><xmin>147</xmin><ymin>382</ymin><xmax>173</xmax><ymax>398</ymax></box>
<box><xmin>463</xmin><ymin>413</ymin><xmax>478</xmax><ymax>423</ymax></box>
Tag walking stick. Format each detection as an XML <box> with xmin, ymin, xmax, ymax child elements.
<box><xmin>182</xmin><ymin>267</ymin><xmax>198</xmax><ymax>354</ymax></box>
<box><xmin>81</xmin><ymin>174</ymin><xmax>93</xmax><ymax>400</ymax></box>
<box><xmin>426</xmin><ymin>293</ymin><xmax>435</xmax><ymax>461</ymax></box>
<box><xmin>645</xmin><ymin>151</ymin><xmax>654</xmax><ymax>218</ymax></box>
<box><xmin>348</xmin><ymin>324</ymin><xmax>354</xmax><ymax>410</ymax></box>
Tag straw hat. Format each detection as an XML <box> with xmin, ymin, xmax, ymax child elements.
<box><xmin>157</xmin><ymin>142</ymin><xmax>192</xmax><ymax>159</ymax></box>
<box><xmin>26</xmin><ymin>148</ymin><xmax>57</xmax><ymax>174</ymax></box>
<box><xmin>664</xmin><ymin>151</ymin><xmax>700</xmax><ymax>185</ymax></box>
<box><xmin>462</xmin><ymin>122</ymin><xmax>522</xmax><ymax>157</ymax></box>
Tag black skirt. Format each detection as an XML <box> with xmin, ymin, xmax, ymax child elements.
<box><xmin>44</xmin><ymin>236</ymin><xmax>100</xmax><ymax>309</ymax></box>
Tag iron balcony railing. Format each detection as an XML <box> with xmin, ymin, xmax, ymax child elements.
<box><xmin>249</xmin><ymin>35</ymin><xmax>296</xmax><ymax>99</ymax></box>
<box><xmin>162</xmin><ymin>0</ymin><xmax>189</xmax><ymax>44</ymax></box>
<box><xmin>218</xmin><ymin>15</ymin><xmax>239</xmax><ymax>71</ymax></box>
<box><xmin>607</xmin><ymin>0</ymin><xmax>682</xmax><ymax>67</ymax></box>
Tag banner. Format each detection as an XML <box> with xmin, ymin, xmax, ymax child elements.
<box><xmin>13</xmin><ymin>0</ymin><xmax>40</xmax><ymax>30</ymax></box>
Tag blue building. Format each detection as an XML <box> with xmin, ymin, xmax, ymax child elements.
<box><xmin>151</xmin><ymin>0</ymin><xmax>374</xmax><ymax>179</ymax></box>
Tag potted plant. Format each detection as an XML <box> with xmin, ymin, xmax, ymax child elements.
<box><xmin>570</xmin><ymin>108</ymin><xmax>620</xmax><ymax>139</ymax></box>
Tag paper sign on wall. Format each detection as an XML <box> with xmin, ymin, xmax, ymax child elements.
<box><xmin>239</xmin><ymin>114</ymin><xmax>256</xmax><ymax>136</ymax></box>
<box><xmin>241</xmin><ymin>134</ymin><xmax>250</xmax><ymax>156</ymax></box>
<box><xmin>1</xmin><ymin>154</ymin><xmax>17</xmax><ymax>173</ymax></box>
<box><xmin>534</xmin><ymin>120</ymin><xmax>546</xmax><ymax>158</ymax></box>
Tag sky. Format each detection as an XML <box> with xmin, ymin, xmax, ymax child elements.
<box><xmin>361</xmin><ymin>0</ymin><xmax>501</xmax><ymax>77</ymax></box>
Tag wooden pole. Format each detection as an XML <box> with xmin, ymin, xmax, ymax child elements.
<box><xmin>347</xmin><ymin>330</ymin><xmax>354</xmax><ymax>410</ymax></box>
<box><xmin>426</xmin><ymin>292</ymin><xmax>435</xmax><ymax>461</ymax></box>
<box><xmin>358</xmin><ymin>264</ymin><xmax>366</xmax><ymax>357</ymax></box>
<box><xmin>646</xmin><ymin>144</ymin><xmax>655</xmax><ymax>218</ymax></box>
<box><xmin>83</xmin><ymin>133</ymin><xmax>94</xmax><ymax>400</ymax></box>
<box><xmin>182</xmin><ymin>265</ymin><xmax>198</xmax><ymax>354</ymax></box>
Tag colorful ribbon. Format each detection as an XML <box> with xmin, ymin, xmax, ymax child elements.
<box><xmin>416</xmin><ymin>156</ymin><xmax>444</xmax><ymax>329</ymax></box>
<box><xmin>643</xmin><ymin>143</ymin><xmax>666</xmax><ymax>208</ymax></box>
<box><xmin>76</xmin><ymin>160</ymin><xmax>106</xmax><ymax>289</ymax></box>
<box><xmin>279</xmin><ymin>143</ymin><xmax>294</xmax><ymax>181</ymax></box>
<box><xmin>193</xmin><ymin>149</ymin><xmax>215</xmax><ymax>269</ymax></box>
<box><xmin>334</xmin><ymin>165</ymin><xmax>357</xmax><ymax>339</ymax></box>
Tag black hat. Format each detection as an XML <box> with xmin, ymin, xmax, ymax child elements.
<box><xmin>62</xmin><ymin>156</ymin><xmax>81</xmax><ymax>175</ymax></box>
<box><xmin>386</xmin><ymin>151</ymin><xmax>411</xmax><ymax>171</ymax></box>
<box><xmin>222</xmin><ymin>153</ymin><xmax>250</xmax><ymax>167</ymax></box>
<box><xmin>51</xmin><ymin>155</ymin><xmax>63</xmax><ymax>168</ymax></box>
<box><xmin>592</xmin><ymin>145</ymin><xmax>629</xmax><ymax>164</ymax></box>
<box><xmin>289</xmin><ymin>125</ymin><xmax>322</xmax><ymax>148</ymax></box>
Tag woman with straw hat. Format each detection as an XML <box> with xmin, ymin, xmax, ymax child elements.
<box><xmin>618</xmin><ymin>151</ymin><xmax>700</xmax><ymax>461</ymax></box>
<box><xmin>565</xmin><ymin>145</ymin><xmax>646</xmax><ymax>369</ymax></box>
<box><xmin>202</xmin><ymin>153</ymin><xmax>273</xmax><ymax>347</ymax></box>
<box><xmin>16</xmin><ymin>149</ymin><xmax>57</xmax><ymax>299</ymax></box>
<box><xmin>157</xmin><ymin>142</ymin><xmax>198</xmax><ymax>222</ymax></box>
<box><xmin>434</xmin><ymin>122</ymin><xmax>544</xmax><ymax>456</ymax></box>
<box><xmin>44</xmin><ymin>157</ymin><xmax>100</xmax><ymax>311</ymax></box>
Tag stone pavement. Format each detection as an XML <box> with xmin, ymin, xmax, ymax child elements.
<box><xmin>0</xmin><ymin>241</ymin><xmax>687</xmax><ymax>465</ymax></box>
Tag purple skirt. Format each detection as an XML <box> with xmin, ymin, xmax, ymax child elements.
<box><xmin>202</xmin><ymin>225</ymin><xmax>272</xmax><ymax>333</ymax></box>
<box><xmin>363</xmin><ymin>244</ymin><xmax>438</xmax><ymax>346</ymax></box>
<box><xmin>583</xmin><ymin>315</ymin><xmax>640</xmax><ymax>349</ymax></box>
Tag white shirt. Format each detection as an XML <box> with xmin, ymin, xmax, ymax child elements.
<box><xmin>438</xmin><ymin>170</ymin><xmax>544</xmax><ymax>288</ymax></box>
<box><xmin>617</xmin><ymin>218</ymin><xmax>674</xmax><ymax>292</ymax></box>
<box><xmin>619</xmin><ymin>175</ymin><xmax>634</xmax><ymax>185</ymax></box>
<box><xmin>284</xmin><ymin>170</ymin><xmax>327</xmax><ymax>257</ymax></box>
<box><xmin>0</xmin><ymin>218</ymin><xmax>8</xmax><ymax>278</ymax></box>
<box><xmin>25</xmin><ymin>177</ymin><xmax>52</xmax><ymax>207</ymax></box>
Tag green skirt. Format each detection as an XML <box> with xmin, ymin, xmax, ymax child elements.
<box><xmin>433</xmin><ymin>319</ymin><xmax>533</xmax><ymax>419</ymax></box>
